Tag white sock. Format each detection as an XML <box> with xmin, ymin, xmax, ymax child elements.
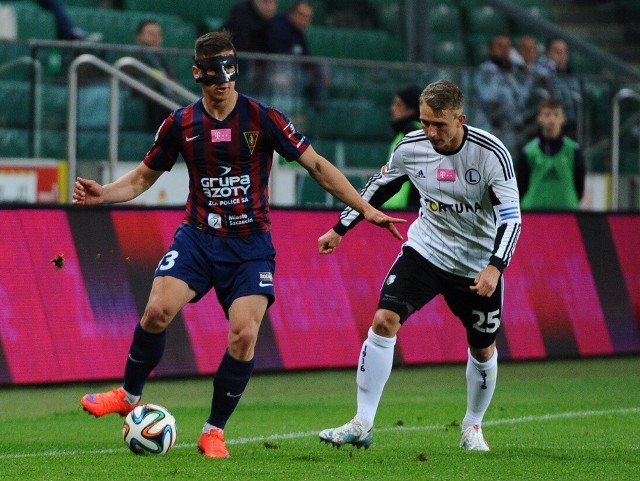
<box><xmin>122</xmin><ymin>388</ymin><xmax>140</xmax><ymax>404</ymax></box>
<box><xmin>355</xmin><ymin>327</ymin><xmax>396</xmax><ymax>431</ymax></box>
<box><xmin>202</xmin><ymin>422</ymin><xmax>222</xmax><ymax>434</ymax></box>
<box><xmin>462</xmin><ymin>348</ymin><xmax>498</xmax><ymax>431</ymax></box>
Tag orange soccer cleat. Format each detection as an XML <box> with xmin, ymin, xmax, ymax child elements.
<box><xmin>197</xmin><ymin>427</ymin><xmax>231</xmax><ymax>458</ymax></box>
<box><xmin>80</xmin><ymin>387</ymin><xmax>138</xmax><ymax>417</ymax></box>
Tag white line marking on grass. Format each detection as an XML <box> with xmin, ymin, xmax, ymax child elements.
<box><xmin>1</xmin><ymin>407</ymin><xmax>638</xmax><ymax>460</ymax></box>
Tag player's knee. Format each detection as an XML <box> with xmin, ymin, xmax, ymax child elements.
<box><xmin>371</xmin><ymin>309</ymin><xmax>401</xmax><ymax>337</ymax></box>
<box><xmin>141</xmin><ymin>303</ymin><xmax>175</xmax><ymax>332</ymax></box>
<box><xmin>469</xmin><ymin>344</ymin><xmax>496</xmax><ymax>363</ymax></box>
<box><xmin>228</xmin><ymin>324</ymin><xmax>259</xmax><ymax>356</ymax></box>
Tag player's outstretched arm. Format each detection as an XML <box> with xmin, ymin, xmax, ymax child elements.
<box><xmin>73</xmin><ymin>177</ymin><xmax>104</xmax><ymax>205</ymax></box>
<box><xmin>73</xmin><ymin>162</ymin><xmax>163</xmax><ymax>205</ymax></box>
<box><xmin>298</xmin><ymin>147</ymin><xmax>405</xmax><ymax>240</ymax></box>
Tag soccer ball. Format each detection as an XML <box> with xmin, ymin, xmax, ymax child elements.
<box><xmin>122</xmin><ymin>403</ymin><xmax>177</xmax><ymax>455</ymax></box>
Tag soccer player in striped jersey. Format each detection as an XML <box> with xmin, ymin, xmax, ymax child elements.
<box><xmin>318</xmin><ymin>80</ymin><xmax>521</xmax><ymax>452</ymax></box>
<box><xmin>73</xmin><ymin>30</ymin><xmax>404</xmax><ymax>458</ymax></box>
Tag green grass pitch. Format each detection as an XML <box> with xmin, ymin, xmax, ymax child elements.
<box><xmin>1</xmin><ymin>356</ymin><xmax>638</xmax><ymax>480</ymax></box>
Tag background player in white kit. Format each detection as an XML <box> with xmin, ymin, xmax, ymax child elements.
<box><xmin>317</xmin><ymin>80</ymin><xmax>522</xmax><ymax>451</ymax></box>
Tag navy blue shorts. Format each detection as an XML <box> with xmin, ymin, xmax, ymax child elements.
<box><xmin>378</xmin><ymin>246</ymin><xmax>503</xmax><ymax>349</ymax></box>
<box><xmin>155</xmin><ymin>224</ymin><xmax>276</xmax><ymax>318</ymax></box>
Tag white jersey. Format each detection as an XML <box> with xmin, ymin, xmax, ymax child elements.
<box><xmin>336</xmin><ymin>125</ymin><xmax>521</xmax><ymax>278</ymax></box>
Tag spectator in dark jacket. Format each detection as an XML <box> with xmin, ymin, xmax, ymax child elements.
<box><xmin>222</xmin><ymin>0</ymin><xmax>278</xmax><ymax>53</ymax></box>
<box><xmin>267</xmin><ymin>1</ymin><xmax>328</xmax><ymax>111</ymax></box>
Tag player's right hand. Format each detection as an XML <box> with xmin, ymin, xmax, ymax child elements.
<box><xmin>362</xmin><ymin>206</ymin><xmax>405</xmax><ymax>240</ymax></box>
<box><xmin>72</xmin><ymin>177</ymin><xmax>104</xmax><ymax>205</ymax></box>
<box><xmin>318</xmin><ymin>228</ymin><xmax>342</xmax><ymax>254</ymax></box>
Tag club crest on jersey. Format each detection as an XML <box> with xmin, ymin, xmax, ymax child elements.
<box><xmin>244</xmin><ymin>132</ymin><xmax>259</xmax><ymax>154</ymax></box>
<box><xmin>211</xmin><ymin>129</ymin><xmax>231</xmax><ymax>143</ymax></box>
<box><xmin>465</xmin><ymin>168</ymin><xmax>481</xmax><ymax>184</ymax></box>
<box><xmin>437</xmin><ymin>168</ymin><xmax>456</xmax><ymax>182</ymax></box>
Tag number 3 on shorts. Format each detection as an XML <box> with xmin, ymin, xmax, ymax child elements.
<box><xmin>471</xmin><ymin>309</ymin><xmax>501</xmax><ymax>333</ymax></box>
<box><xmin>158</xmin><ymin>250</ymin><xmax>179</xmax><ymax>271</ymax></box>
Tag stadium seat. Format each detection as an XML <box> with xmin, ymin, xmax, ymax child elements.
<box><xmin>342</xmin><ymin>140</ymin><xmax>389</xmax><ymax>169</ymax></box>
<box><xmin>298</xmin><ymin>175</ymin><xmax>333</xmax><ymax>207</ymax></box>
<box><xmin>77</xmin><ymin>129</ymin><xmax>108</xmax><ymax>160</ymax></box>
<box><xmin>2</xmin><ymin>1</ymin><xmax>56</xmax><ymax>40</ymax></box>
<box><xmin>63</xmin><ymin>0</ymin><xmax>106</xmax><ymax>7</ymax></box>
<box><xmin>307</xmin><ymin>98</ymin><xmax>388</xmax><ymax>141</ymax></box>
<box><xmin>569</xmin><ymin>48</ymin><xmax>603</xmax><ymax>75</ymax></box>
<box><xmin>119</xmin><ymin>92</ymin><xmax>146</xmax><ymax>132</ymax></box>
<box><xmin>0</xmin><ymin>42</ymin><xmax>34</xmax><ymax>81</ymax></box>
<box><xmin>40</xmin><ymin>128</ymin><xmax>66</xmax><ymax>159</ymax></box>
<box><xmin>430</xmin><ymin>3</ymin><xmax>463</xmax><ymax>40</ymax></box>
<box><xmin>0</xmin><ymin>79</ymin><xmax>31</xmax><ymax>128</ymax></box>
<box><xmin>41</xmin><ymin>83</ymin><xmax>68</xmax><ymax>130</ymax></box>
<box><xmin>465</xmin><ymin>5</ymin><xmax>510</xmax><ymax>36</ymax></box>
<box><xmin>119</xmin><ymin>131</ymin><xmax>154</xmax><ymax>160</ymax></box>
<box><xmin>306</xmin><ymin>26</ymin><xmax>403</xmax><ymax>61</ymax></box>
<box><xmin>466</xmin><ymin>33</ymin><xmax>493</xmax><ymax>66</ymax></box>
<box><xmin>66</xmin><ymin>7</ymin><xmax>195</xmax><ymax>48</ymax></box>
<box><xmin>203</xmin><ymin>16</ymin><xmax>224</xmax><ymax>32</ymax></box>
<box><xmin>366</xmin><ymin>0</ymin><xmax>401</xmax><ymax>35</ymax></box>
<box><xmin>123</xmin><ymin>0</ymin><xmax>237</xmax><ymax>31</ymax></box>
<box><xmin>511</xmin><ymin>3</ymin><xmax>554</xmax><ymax>34</ymax></box>
<box><xmin>0</xmin><ymin>127</ymin><xmax>30</xmax><ymax>157</ymax></box>
<box><xmin>432</xmin><ymin>39</ymin><xmax>469</xmax><ymax>67</ymax></box>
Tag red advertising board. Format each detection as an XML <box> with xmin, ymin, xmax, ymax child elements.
<box><xmin>0</xmin><ymin>208</ymin><xmax>638</xmax><ymax>385</ymax></box>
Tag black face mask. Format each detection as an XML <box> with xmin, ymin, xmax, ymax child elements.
<box><xmin>193</xmin><ymin>54</ymin><xmax>238</xmax><ymax>85</ymax></box>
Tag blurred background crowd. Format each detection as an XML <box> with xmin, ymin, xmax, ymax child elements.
<box><xmin>0</xmin><ymin>0</ymin><xmax>639</xmax><ymax>210</ymax></box>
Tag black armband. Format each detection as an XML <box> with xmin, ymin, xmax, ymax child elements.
<box><xmin>489</xmin><ymin>256</ymin><xmax>506</xmax><ymax>273</ymax></box>
<box><xmin>333</xmin><ymin>221</ymin><xmax>349</xmax><ymax>236</ymax></box>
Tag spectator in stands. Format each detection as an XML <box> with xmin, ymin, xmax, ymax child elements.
<box><xmin>474</xmin><ymin>34</ymin><xmax>535</xmax><ymax>155</ymax></box>
<box><xmin>36</xmin><ymin>0</ymin><xmax>101</xmax><ymax>41</ymax></box>
<box><xmin>222</xmin><ymin>0</ymin><xmax>278</xmax><ymax>96</ymax></box>
<box><xmin>510</xmin><ymin>35</ymin><xmax>539</xmax><ymax>73</ymax></box>
<box><xmin>534</xmin><ymin>37</ymin><xmax>581</xmax><ymax>138</ymax></box>
<box><xmin>517</xmin><ymin>97</ymin><xmax>585</xmax><ymax>210</ymax></box>
<box><xmin>267</xmin><ymin>0</ymin><xmax>328</xmax><ymax>111</ymax></box>
<box><xmin>222</xmin><ymin>0</ymin><xmax>278</xmax><ymax>53</ymax></box>
<box><xmin>133</xmin><ymin>19</ymin><xmax>177</xmax><ymax>132</ymax></box>
<box><xmin>382</xmin><ymin>85</ymin><xmax>422</xmax><ymax>210</ymax></box>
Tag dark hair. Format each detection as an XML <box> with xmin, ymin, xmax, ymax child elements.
<box><xmin>136</xmin><ymin>19</ymin><xmax>160</xmax><ymax>36</ymax></box>
<box><xmin>396</xmin><ymin>85</ymin><xmax>422</xmax><ymax>112</ymax></box>
<box><xmin>539</xmin><ymin>97</ymin><xmax>564</xmax><ymax>111</ymax></box>
<box><xmin>420</xmin><ymin>80</ymin><xmax>464</xmax><ymax>115</ymax></box>
<box><xmin>195</xmin><ymin>30</ymin><xmax>236</xmax><ymax>58</ymax></box>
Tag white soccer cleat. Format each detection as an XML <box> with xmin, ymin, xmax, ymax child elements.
<box><xmin>319</xmin><ymin>418</ymin><xmax>373</xmax><ymax>449</ymax></box>
<box><xmin>460</xmin><ymin>424</ymin><xmax>491</xmax><ymax>451</ymax></box>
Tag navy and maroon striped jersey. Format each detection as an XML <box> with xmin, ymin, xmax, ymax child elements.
<box><xmin>143</xmin><ymin>93</ymin><xmax>310</xmax><ymax>237</ymax></box>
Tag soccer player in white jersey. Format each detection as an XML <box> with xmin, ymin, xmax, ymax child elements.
<box><xmin>317</xmin><ymin>80</ymin><xmax>521</xmax><ymax>451</ymax></box>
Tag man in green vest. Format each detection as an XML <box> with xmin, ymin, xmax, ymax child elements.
<box><xmin>382</xmin><ymin>86</ymin><xmax>423</xmax><ymax>210</ymax></box>
<box><xmin>517</xmin><ymin>97</ymin><xmax>585</xmax><ymax>210</ymax></box>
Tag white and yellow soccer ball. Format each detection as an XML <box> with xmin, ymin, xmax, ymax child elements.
<box><xmin>122</xmin><ymin>403</ymin><xmax>177</xmax><ymax>455</ymax></box>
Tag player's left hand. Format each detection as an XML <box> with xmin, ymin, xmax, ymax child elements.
<box><xmin>362</xmin><ymin>207</ymin><xmax>406</xmax><ymax>240</ymax></box>
<box><xmin>318</xmin><ymin>228</ymin><xmax>341</xmax><ymax>254</ymax></box>
<box><xmin>470</xmin><ymin>265</ymin><xmax>501</xmax><ymax>297</ymax></box>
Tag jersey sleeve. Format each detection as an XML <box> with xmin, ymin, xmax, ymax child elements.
<box><xmin>487</xmin><ymin>150</ymin><xmax>522</xmax><ymax>272</ymax></box>
<box><xmin>143</xmin><ymin>112</ymin><xmax>181</xmax><ymax>171</ymax></box>
<box><xmin>334</xmin><ymin>149</ymin><xmax>409</xmax><ymax>235</ymax></box>
<box><xmin>265</xmin><ymin>107</ymin><xmax>310</xmax><ymax>161</ymax></box>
